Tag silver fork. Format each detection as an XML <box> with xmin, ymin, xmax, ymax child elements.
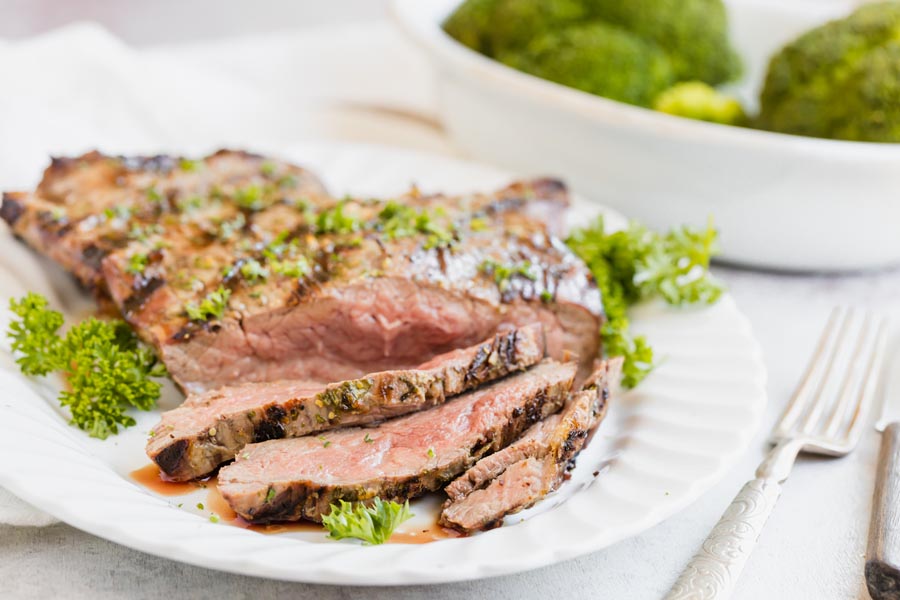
<box><xmin>665</xmin><ymin>307</ymin><xmax>889</xmax><ymax>600</ymax></box>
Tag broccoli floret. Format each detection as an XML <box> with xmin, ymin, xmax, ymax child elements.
<box><xmin>757</xmin><ymin>2</ymin><xmax>900</xmax><ymax>142</ymax></box>
<box><xmin>443</xmin><ymin>0</ymin><xmax>588</xmax><ymax>58</ymax></box>
<box><xmin>653</xmin><ymin>82</ymin><xmax>746</xmax><ymax>125</ymax></box>
<box><xmin>586</xmin><ymin>0</ymin><xmax>742</xmax><ymax>85</ymax></box>
<box><xmin>500</xmin><ymin>23</ymin><xmax>675</xmax><ymax>107</ymax></box>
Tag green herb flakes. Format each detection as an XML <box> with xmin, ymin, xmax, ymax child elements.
<box><xmin>316</xmin><ymin>200</ymin><xmax>360</xmax><ymax>235</ymax></box>
<box><xmin>179</xmin><ymin>158</ymin><xmax>201</xmax><ymax>172</ymax></box>
<box><xmin>271</xmin><ymin>256</ymin><xmax>311</xmax><ymax>279</ymax></box>
<box><xmin>479</xmin><ymin>259</ymin><xmax>536</xmax><ymax>292</ymax></box>
<box><xmin>126</xmin><ymin>252</ymin><xmax>149</xmax><ymax>275</ymax></box>
<box><xmin>185</xmin><ymin>286</ymin><xmax>231</xmax><ymax>322</ymax></box>
<box><xmin>239</xmin><ymin>258</ymin><xmax>269</xmax><ymax>283</ymax></box>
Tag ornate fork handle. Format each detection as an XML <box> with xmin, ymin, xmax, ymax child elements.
<box><xmin>664</xmin><ymin>478</ymin><xmax>783</xmax><ymax>600</ymax></box>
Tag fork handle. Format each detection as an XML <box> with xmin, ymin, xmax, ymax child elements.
<box><xmin>866</xmin><ymin>422</ymin><xmax>900</xmax><ymax>600</ymax></box>
<box><xmin>664</xmin><ymin>477</ymin><xmax>783</xmax><ymax>600</ymax></box>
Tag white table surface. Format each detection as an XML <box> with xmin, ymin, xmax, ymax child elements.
<box><xmin>1</xmin><ymin>2</ymin><xmax>893</xmax><ymax>598</ymax></box>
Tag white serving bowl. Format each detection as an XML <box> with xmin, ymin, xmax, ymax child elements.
<box><xmin>392</xmin><ymin>0</ymin><xmax>900</xmax><ymax>271</ymax></box>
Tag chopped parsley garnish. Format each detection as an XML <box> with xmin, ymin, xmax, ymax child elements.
<box><xmin>278</xmin><ymin>175</ymin><xmax>298</xmax><ymax>189</ymax></box>
<box><xmin>322</xmin><ymin>498</ymin><xmax>413</xmax><ymax>545</ymax></box>
<box><xmin>427</xmin><ymin>447</ymin><xmax>435</xmax><ymax>458</ymax></box>
<box><xmin>239</xmin><ymin>258</ymin><xmax>269</xmax><ymax>283</ymax></box>
<box><xmin>271</xmin><ymin>257</ymin><xmax>311</xmax><ymax>279</ymax></box>
<box><xmin>265</xmin><ymin>488</ymin><xmax>276</xmax><ymax>503</ymax></box>
<box><xmin>126</xmin><ymin>252</ymin><xmax>149</xmax><ymax>275</ymax></box>
<box><xmin>316</xmin><ymin>200</ymin><xmax>360</xmax><ymax>235</ymax></box>
<box><xmin>103</xmin><ymin>206</ymin><xmax>132</xmax><ymax>221</ymax></box>
<box><xmin>479</xmin><ymin>259</ymin><xmax>536</xmax><ymax>292</ymax></box>
<box><xmin>185</xmin><ymin>286</ymin><xmax>231</xmax><ymax>322</ymax></box>
<box><xmin>216</xmin><ymin>214</ymin><xmax>246</xmax><ymax>241</ymax></box>
<box><xmin>318</xmin><ymin>435</ymin><xmax>332</xmax><ymax>448</ymax></box>
<box><xmin>209</xmin><ymin>514</ymin><xmax>220</xmax><ymax>523</ymax></box>
<box><xmin>179</xmin><ymin>158</ymin><xmax>200</xmax><ymax>172</ymax></box>
<box><xmin>469</xmin><ymin>217</ymin><xmax>489</xmax><ymax>232</ymax></box>
<box><xmin>376</xmin><ymin>201</ymin><xmax>456</xmax><ymax>249</ymax></box>
<box><xmin>146</xmin><ymin>186</ymin><xmax>163</xmax><ymax>203</ymax></box>
<box><xmin>128</xmin><ymin>223</ymin><xmax>164</xmax><ymax>241</ymax></box>
<box><xmin>233</xmin><ymin>184</ymin><xmax>265</xmax><ymax>211</ymax></box>
<box><xmin>196</xmin><ymin>502</ymin><xmax>204</xmax><ymax>510</ymax></box>
<box><xmin>175</xmin><ymin>195</ymin><xmax>203</xmax><ymax>213</ymax></box>
<box><xmin>566</xmin><ymin>218</ymin><xmax>723</xmax><ymax>388</ymax></box>
<box><xmin>260</xmin><ymin>161</ymin><xmax>277</xmax><ymax>177</ymax></box>
<box><xmin>364</xmin><ymin>433</ymin><xmax>374</xmax><ymax>444</ymax></box>
<box><xmin>7</xmin><ymin>293</ymin><xmax>167</xmax><ymax>439</ymax></box>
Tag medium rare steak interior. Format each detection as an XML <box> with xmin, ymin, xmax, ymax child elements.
<box><xmin>2</xmin><ymin>151</ymin><xmax>603</xmax><ymax>393</ymax></box>
<box><xmin>440</xmin><ymin>359</ymin><xmax>620</xmax><ymax>532</ymax></box>
<box><xmin>148</xmin><ymin>324</ymin><xmax>545</xmax><ymax>481</ymax></box>
<box><xmin>217</xmin><ymin>359</ymin><xmax>577</xmax><ymax>523</ymax></box>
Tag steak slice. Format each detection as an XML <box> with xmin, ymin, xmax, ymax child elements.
<box><xmin>102</xmin><ymin>181</ymin><xmax>600</xmax><ymax>393</ymax></box>
<box><xmin>1</xmin><ymin>150</ymin><xmax>329</xmax><ymax>290</ymax></box>
<box><xmin>217</xmin><ymin>359</ymin><xmax>576</xmax><ymax>523</ymax></box>
<box><xmin>438</xmin><ymin>359</ymin><xmax>619</xmax><ymax>533</ymax></box>
<box><xmin>147</xmin><ymin>324</ymin><xmax>545</xmax><ymax>481</ymax></box>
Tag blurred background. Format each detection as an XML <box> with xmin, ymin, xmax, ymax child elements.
<box><xmin>0</xmin><ymin>0</ymin><xmax>386</xmax><ymax>43</ymax></box>
<box><xmin>0</xmin><ymin>0</ymin><xmax>869</xmax><ymax>44</ymax></box>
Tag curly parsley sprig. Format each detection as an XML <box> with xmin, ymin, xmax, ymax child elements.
<box><xmin>7</xmin><ymin>293</ymin><xmax>168</xmax><ymax>439</ymax></box>
<box><xmin>322</xmin><ymin>498</ymin><xmax>413</xmax><ymax>545</ymax></box>
<box><xmin>566</xmin><ymin>218</ymin><xmax>723</xmax><ymax>388</ymax></box>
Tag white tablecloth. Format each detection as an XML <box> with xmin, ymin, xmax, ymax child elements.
<box><xmin>0</xmin><ymin>20</ymin><xmax>891</xmax><ymax>600</ymax></box>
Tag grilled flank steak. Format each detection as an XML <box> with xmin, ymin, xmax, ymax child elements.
<box><xmin>0</xmin><ymin>150</ymin><xmax>329</xmax><ymax>290</ymax></box>
<box><xmin>439</xmin><ymin>359</ymin><xmax>619</xmax><ymax>532</ymax></box>
<box><xmin>148</xmin><ymin>324</ymin><xmax>545</xmax><ymax>481</ymax></box>
<box><xmin>217</xmin><ymin>359</ymin><xmax>577</xmax><ymax>523</ymax></box>
<box><xmin>2</xmin><ymin>152</ymin><xmax>603</xmax><ymax>393</ymax></box>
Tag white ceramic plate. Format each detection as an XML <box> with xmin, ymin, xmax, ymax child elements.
<box><xmin>0</xmin><ymin>142</ymin><xmax>766</xmax><ymax>585</ymax></box>
<box><xmin>392</xmin><ymin>0</ymin><xmax>900</xmax><ymax>272</ymax></box>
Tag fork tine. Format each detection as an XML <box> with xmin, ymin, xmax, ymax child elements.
<box><xmin>832</xmin><ymin>315</ymin><xmax>888</xmax><ymax>444</ymax></box>
<box><xmin>798</xmin><ymin>308</ymin><xmax>861</xmax><ymax>435</ymax></box>
<box><xmin>775</xmin><ymin>307</ymin><xmax>847</xmax><ymax>437</ymax></box>
<box><xmin>819</xmin><ymin>312</ymin><xmax>878</xmax><ymax>439</ymax></box>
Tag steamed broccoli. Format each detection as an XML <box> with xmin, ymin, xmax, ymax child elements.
<box><xmin>443</xmin><ymin>0</ymin><xmax>588</xmax><ymax>57</ymax></box>
<box><xmin>757</xmin><ymin>2</ymin><xmax>900</xmax><ymax>142</ymax></box>
<box><xmin>586</xmin><ymin>0</ymin><xmax>742</xmax><ymax>85</ymax></box>
<box><xmin>442</xmin><ymin>0</ymin><xmax>741</xmax><ymax>109</ymax></box>
<box><xmin>653</xmin><ymin>82</ymin><xmax>746</xmax><ymax>125</ymax></box>
<box><xmin>501</xmin><ymin>23</ymin><xmax>675</xmax><ymax>107</ymax></box>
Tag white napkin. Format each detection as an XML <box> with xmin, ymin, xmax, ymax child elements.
<box><xmin>0</xmin><ymin>20</ymin><xmax>446</xmax><ymax>527</ymax></box>
<box><xmin>0</xmin><ymin>21</ymin><xmax>445</xmax><ymax>189</ymax></box>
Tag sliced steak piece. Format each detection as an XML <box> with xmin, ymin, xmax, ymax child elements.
<box><xmin>439</xmin><ymin>359</ymin><xmax>619</xmax><ymax>533</ymax></box>
<box><xmin>147</xmin><ymin>324</ymin><xmax>545</xmax><ymax>481</ymax></box>
<box><xmin>103</xmin><ymin>181</ymin><xmax>600</xmax><ymax>393</ymax></box>
<box><xmin>217</xmin><ymin>359</ymin><xmax>577</xmax><ymax>523</ymax></box>
<box><xmin>1</xmin><ymin>150</ymin><xmax>329</xmax><ymax>290</ymax></box>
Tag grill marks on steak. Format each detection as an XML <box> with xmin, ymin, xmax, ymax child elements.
<box><xmin>217</xmin><ymin>360</ymin><xmax>577</xmax><ymax>523</ymax></box>
<box><xmin>1</xmin><ymin>150</ymin><xmax>328</xmax><ymax>290</ymax></box>
<box><xmin>147</xmin><ymin>324</ymin><xmax>545</xmax><ymax>481</ymax></box>
<box><xmin>439</xmin><ymin>359</ymin><xmax>619</xmax><ymax>533</ymax></box>
<box><xmin>2</xmin><ymin>151</ymin><xmax>602</xmax><ymax>394</ymax></box>
<box><xmin>102</xmin><ymin>179</ymin><xmax>600</xmax><ymax>393</ymax></box>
